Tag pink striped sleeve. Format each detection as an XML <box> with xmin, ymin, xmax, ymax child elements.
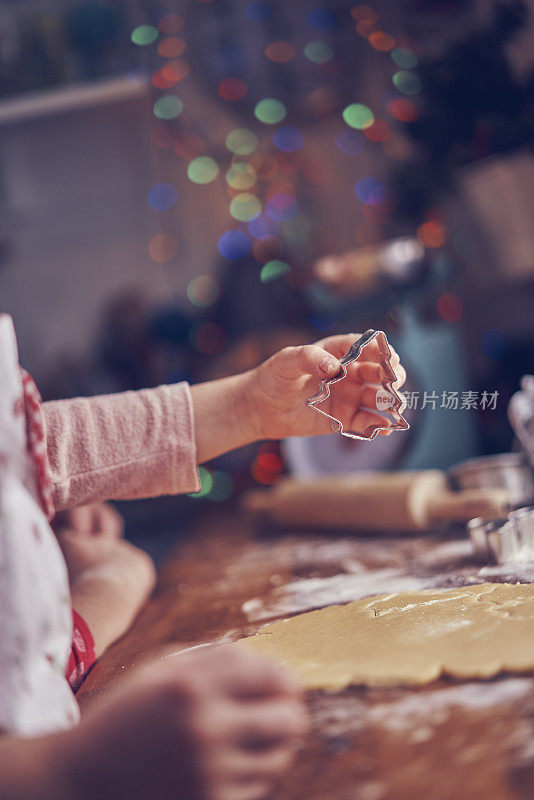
<box><xmin>42</xmin><ymin>383</ymin><xmax>200</xmax><ymax>511</ymax></box>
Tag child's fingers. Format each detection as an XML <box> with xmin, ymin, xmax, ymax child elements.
<box><xmin>329</xmin><ymin>383</ymin><xmax>376</xmax><ymax>411</ymax></box>
<box><xmin>349</xmin><ymin>408</ymin><xmax>392</xmax><ymax>436</ymax></box>
<box><xmin>313</xmin><ymin>335</ymin><xmax>405</xmax><ymax>385</ymax></box>
<box><xmin>345</xmin><ymin>359</ymin><xmax>406</xmax><ymax>388</ymax></box>
<box><xmin>232</xmin><ymin>699</ymin><xmax>309</xmax><ymax>748</ymax></box>
<box><xmin>220</xmin><ymin>779</ymin><xmax>280</xmax><ymax>800</ymax></box>
<box><xmin>274</xmin><ymin>345</ymin><xmax>341</xmax><ymax>381</ymax></box>
<box><xmin>214</xmin><ymin>647</ymin><xmax>302</xmax><ymax>699</ymax></box>
<box><xmin>225</xmin><ymin>743</ymin><xmax>299</xmax><ymax>778</ymax></box>
<box><xmin>314</xmin><ymin>333</ymin><xmax>377</xmax><ymax>360</ymax></box>
<box><xmin>91</xmin><ymin>503</ymin><xmax>124</xmax><ymax>538</ymax></box>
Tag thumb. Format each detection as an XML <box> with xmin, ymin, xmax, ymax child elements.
<box><xmin>274</xmin><ymin>345</ymin><xmax>341</xmax><ymax>380</ymax></box>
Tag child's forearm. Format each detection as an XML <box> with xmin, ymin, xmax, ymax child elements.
<box><xmin>43</xmin><ymin>383</ymin><xmax>201</xmax><ymax>510</ymax></box>
<box><xmin>70</xmin><ymin>543</ymin><xmax>156</xmax><ymax>658</ymax></box>
<box><xmin>189</xmin><ymin>370</ymin><xmax>262</xmax><ymax>463</ymax></box>
<box><xmin>42</xmin><ymin>374</ymin><xmax>264</xmax><ymax>510</ymax></box>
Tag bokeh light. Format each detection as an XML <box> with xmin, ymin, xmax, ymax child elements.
<box><xmin>226</xmin><ymin>162</ymin><xmax>256</xmax><ymax>190</ymax></box>
<box><xmin>188</xmin><ymin>466</ymin><xmax>213</xmax><ymax>498</ymax></box>
<box><xmin>131</xmin><ymin>25</ymin><xmax>158</xmax><ymax>46</ymax></box>
<box><xmin>437</xmin><ymin>293</ymin><xmax>463</xmax><ymax>324</ymax></box>
<box><xmin>189</xmin><ymin>321</ymin><xmax>226</xmax><ymax>354</ymax></box>
<box><xmin>147</xmin><ymin>183</ymin><xmax>178</xmax><ymax>211</ymax></box>
<box><xmin>251</xmin><ymin>451</ymin><xmax>283</xmax><ymax>484</ymax></box>
<box><xmin>417</xmin><ymin>221</ymin><xmax>446</xmax><ymax>248</ymax></box>
<box><xmin>218</xmin><ymin>230</ymin><xmax>252</xmax><ymax>259</ymax></box>
<box><xmin>218</xmin><ymin>78</ymin><xmax>248</xmax><ymax>100</ymax></box>
<box><xmin>342</xmin><ymin>103</ymin><xmax>374</xmax><ymax>129</ymax></box>
<box><xmin>225</xmin><ymin>128</ymin><xmax>258</xmax><ymax>155</ymax></box>
<box><xmin>304</xmin><ymin>41</ymin><xmax>334</xmax><ymax>63</ymax></box>
<box><xmin>254</xmin><ymin>98</ymin><xmax>287</xmax><ymax>124</ymax></box>
<box><xmin>249</xmin><ymin>153</ymin><xmax>276</xmax><ymax>179</ymax></box>
<box><xmin>391</xmin><ymin>47</ymin><xmax>418</xmax><ymax>69</ymax></box>
<box><xmin>187</xmin><ymin>275</ymin><xmax>220</xmax><ymax>307</ymax></box>
<box><xmin>187</xmin><ymin>156</ymin><xmax>219</xmax><ymax>184</ymax></box>
<box><xmin>158</xmin><ymin>37</ymin><xmax>186</xmax><ymax>58</ymax></box>
<box><xmin>355</xmin><ymin>176</ymin><xmax>385</xmax><ymax>204</ymax></box>
<box><xmin>153</xmin><ymin>95</ymin><xmax>183</xmax><ymax>120</ymax></box>
<box><xmin>148</xmin><ymin>233</ymin><xmax>179</xmax><ymax>263</ymax></box>
<box><xmin>272</xmin><ymin>126</ymin><xmax>304</xmax><ymax>152</ymax></box>
<box><xmin>356</xmin><ymin>19</ymin><xmax>379</xmax><ymax>37</ymax></box>
<box><xmin>248</xmin><ymin>213</ymin><xmax>279</xmax><ymax>240</ymax></box>
<box><xmin>265</xmin><ymin>41</ymin><xmax>295</xmax><ymax>62</ymax></box>
<box><xmin>387</xmin><ymin>97</ymin><xmax>419</xmax><ymax>122</ymax></box>
<box><xmin>393</xmin><ymin>70</ymin><xmax>422</xmax><ymax>96</ymax></box>
<box><xmin>308</xmin><ymin>8</ymin><xmax>337</xmax><ymax>29</ymax></box>
<box><xmin>260</xmin><ymin>260</ymin><xmax>291</xmax><ymax>282</ymax></box>
<box><xmin>152</xmin><ymin>69</ymin><xmax>176</xmax><ymax>90</ymax></box>
<box><xmin>267</xmin><ymin>193</ymin><xmax>299</xmax><ymax>222</ymax></box>
<box><xmin>157</xmin><ymin>14</ymin><xmax>184</xmax><ymax>34</ymax></box>
<box><xmin>368</xmin><ymin>31</ymin><xmax>395</xmax><ymax>51</ymax></box>
<box><xmin>163</xmin><ymin>61</ymin><xmax>190</xmax><ymax>83</ymax></box>
<box><xmin>208</xmin><ymin>470</ymin><xmax>234</xmax><ymax>502</ymax></box>
<box><xmin>230</xmin><ymin>193</ymin><xmax>262</xmax><ymax>221</ymax></box>
<box><xmin>363</xmin><ymin>120</ymin><xmax>390</xmax><ymax>142</ymax></box>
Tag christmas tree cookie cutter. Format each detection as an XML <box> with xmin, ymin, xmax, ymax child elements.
<box><xmin>305</xmin><ymin>329</ymin><xmax>410</xmax><ymax>441</ymax></box>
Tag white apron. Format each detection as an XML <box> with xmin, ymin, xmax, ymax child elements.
<box><xmin>0</xmin><ymin>314</ymin><xmax>78</xmax><ymax>735</ymax></box>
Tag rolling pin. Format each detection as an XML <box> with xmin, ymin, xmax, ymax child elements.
<box><xmin>243</xmin><ymin>470</ymin><xmax>512</xmax><ymax>532</ymax></box>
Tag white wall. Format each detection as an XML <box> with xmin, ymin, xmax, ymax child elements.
<box><xmin>0</xmin><ymin>79</ymin><xmax>178</xmax><ymax>381</ymax></box>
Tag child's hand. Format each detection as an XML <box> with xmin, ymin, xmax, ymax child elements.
<box><xmin>249</xmin><ymin>333</ymin><xmax>406</xmax><ymax>440</ymax></box>
<box><xmin>66</xmin><ymin>646</ymin><xmax>308</xmax><ymax>800</ymax></box>
<box><xmin>53</xmin><ymin>502</ymin><xmax>124</xmax><ymax>540</ymax></box>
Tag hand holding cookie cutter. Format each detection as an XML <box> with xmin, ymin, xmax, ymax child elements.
<box><xmin>305</xmin><ymin>329</ymin><xmax>410</xmax><ymax>441</ymax></box>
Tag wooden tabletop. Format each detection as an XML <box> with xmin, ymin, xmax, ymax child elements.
<box><xmin>77</xmin><ymin>505</ymin><xmax>534</xmax><ymax>800</ymax></box>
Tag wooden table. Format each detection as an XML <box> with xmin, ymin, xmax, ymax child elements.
<box><xmin>77</xmin><ymin>505</ymin><xmax>534</xmax><ymax>800</ymax></box>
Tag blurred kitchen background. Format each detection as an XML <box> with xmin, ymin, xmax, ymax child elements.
<box><xmin>1</xmin><ymin>0</ymin><xmax>534</xmax><ymax>545</ymax></box>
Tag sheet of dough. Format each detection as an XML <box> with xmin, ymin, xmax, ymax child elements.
<box><xmin>236</xmin><ymin>583</ymin><xmax>534</xmax><ymax>689</ymax></box>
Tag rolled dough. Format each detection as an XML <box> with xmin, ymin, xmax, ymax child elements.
<box><xmin>236</xmin><ymin>583</ymin><xmax>534</xmax><ymax>690</ymax></box>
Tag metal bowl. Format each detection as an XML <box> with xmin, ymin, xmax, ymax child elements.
<box><xmin>449</xmin><ymin>453</ymin><xmax>534</xmax><ymax>508</ymax></box>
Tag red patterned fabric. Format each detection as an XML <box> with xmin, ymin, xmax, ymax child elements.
<box><xmin>65</xmin><ymin>610</ymin><xmax>96</xmax><ymax>693</ymax></box>
<box><xmin>19</xmin><ymin>368</ymin><xmax>55</xmax><ymax>520</ymax></box>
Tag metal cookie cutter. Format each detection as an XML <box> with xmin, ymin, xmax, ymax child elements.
<box><xmin>468</xmin><ymin>506</ymin><xmax>534</xmax><ymax>564</ymax></box>
<box><xmin>305</xmin><ymin>329</ymin><xmax>410</xmax><ymax>441</ymax></box>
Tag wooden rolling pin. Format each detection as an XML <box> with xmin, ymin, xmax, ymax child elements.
<box><xmin>243</xmin><ymin>470</ymin><xmax>512</xmax><ymax>532</ymax></box>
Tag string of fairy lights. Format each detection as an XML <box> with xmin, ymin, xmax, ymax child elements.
<box><xmin>132</xmin><ymin>3</ymin><xmax>437</xmax><ymax>300</ymax></box>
